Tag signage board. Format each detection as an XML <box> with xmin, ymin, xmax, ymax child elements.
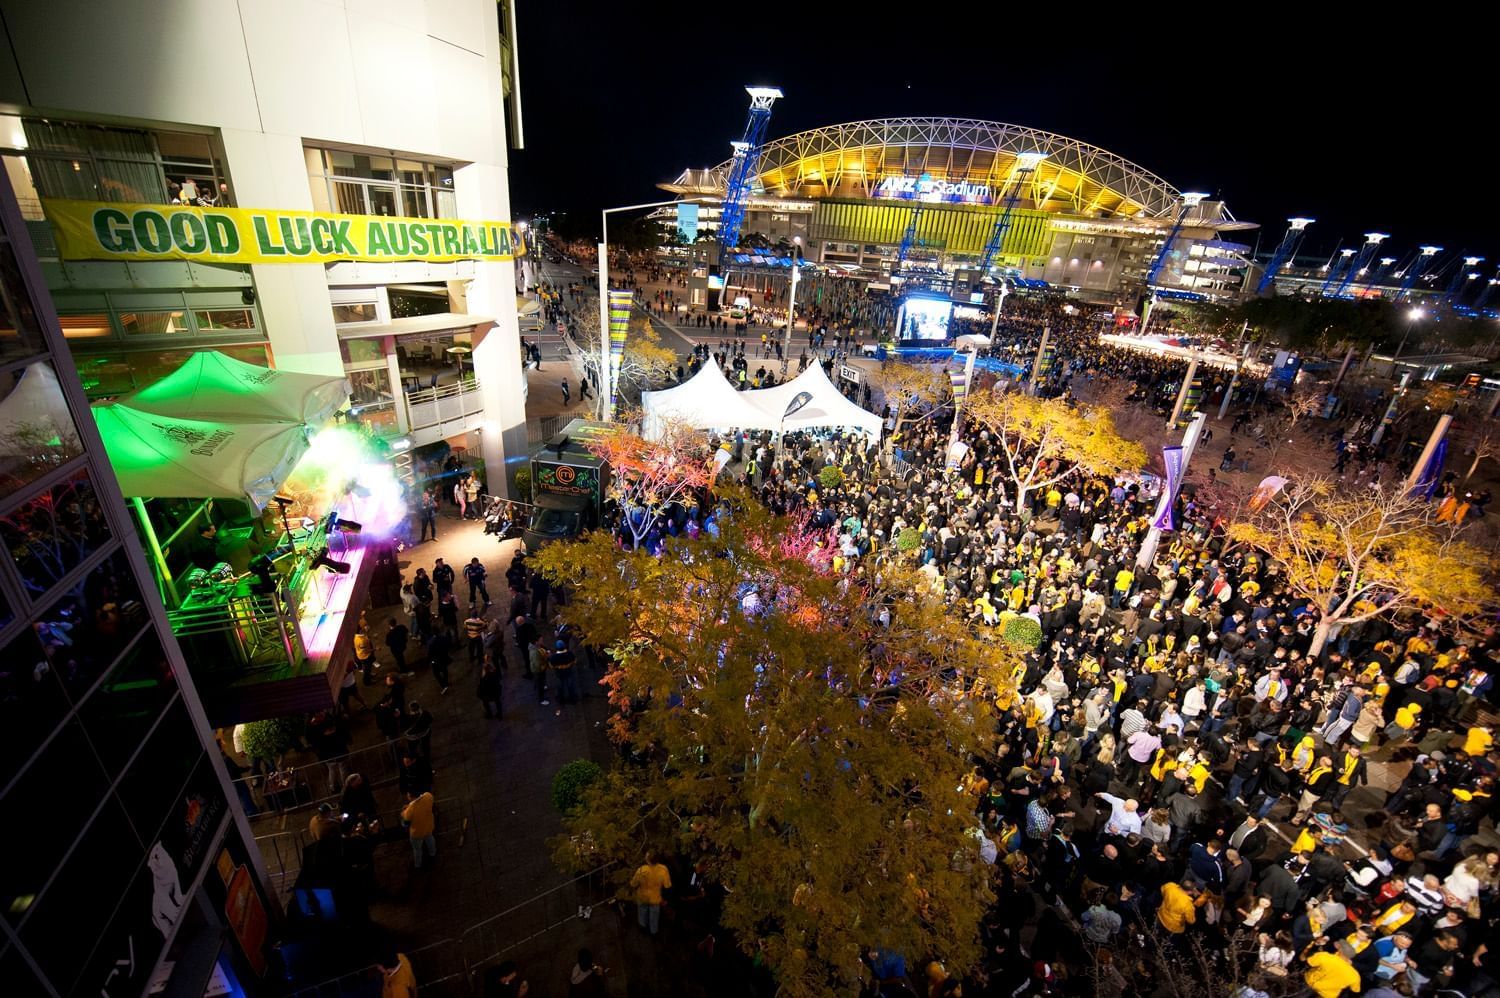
<box><xmin>874</xmin><ymin>174</ymin><xmax>992</xmax><ymax>204</ymax></box>
<box><xmin>43</xmin><ymin>198</ymin><xmax>525</xmax><ymax>265</ymax></box>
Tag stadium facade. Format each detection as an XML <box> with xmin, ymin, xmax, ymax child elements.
<box><xmin>659</xmin><ymin>117</ymin><xmax>1258</xmax><ymax>301</ymax></box>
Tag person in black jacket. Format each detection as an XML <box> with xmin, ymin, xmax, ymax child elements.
<box><xmin>1257</xmin><ymin>860</ymin><xmax>1302</xmax><ymax>919</ymax></box>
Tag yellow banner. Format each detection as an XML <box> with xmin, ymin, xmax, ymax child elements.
<box><xmin>42</xmin><ymin>199</ymin><xmax>525</xmax><ymax>265</ymax></box>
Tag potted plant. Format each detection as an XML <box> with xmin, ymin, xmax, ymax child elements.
<box><xmin>552</xmin><ymin>759</ymin><xmax>603</xmax><ymax>815</ymax></box>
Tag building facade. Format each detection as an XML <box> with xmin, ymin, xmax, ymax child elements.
<box><xmin>0</xmin><ymin>0</ymin><xmax>529</xmax><ymax>489</ymax></box>
<box><xmin>0</xmin><ymin>167</ymin><xmax>273</xmax><ymax>998</ymax></box>
<box><xmin>660</xmin><ymin>117</ymin><xmax>1257</xmax><ymax>303</ymax></box>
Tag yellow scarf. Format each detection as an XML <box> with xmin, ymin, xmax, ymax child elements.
<box><xmin>1338</xmin><ymin>754</ymin><xmax>1360</xmax><ymax>785</ymax></box>
<box><xmin>1372</xmin><ymin>903</ymin><xmax>1413</xmax><ymax>934</ymax></box>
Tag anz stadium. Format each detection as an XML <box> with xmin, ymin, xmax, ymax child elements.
<box><xmin>658</xmin><ymin>117</ymin><xmax>1258</xmax><ymax>302</ymax></box>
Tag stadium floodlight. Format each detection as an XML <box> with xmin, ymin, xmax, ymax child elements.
<box><xmin>1379</xmin><ymin>257</ymin><xmax>1395</xmax><ymax>266</ymax></box>
<box><xmin>1288</xmin><ymin>217</ymin><xmax>1314</xmax><ymax>230</ymax></box>
<box><xmin>1339</xmin><ymin>249</ymin><xmax>1356</xmax><ymax>258</ymax></box>
<box><xmin>1408</xmin><ymin>308</ymin><xmax>1425</xmax><ymax>321</ymax></box>
<box><xmin>1464</xmin><ymin>256</ymin><xmax>1485</xmax><ymax>266</ymax></box>
<box><xmin>1420</xmin><ymin>246</ymin><xmax>1442</xmax><ymax>255</ymax></box>
<box><xmin>1015</xmin><ymin>152</ymin><xmax>1048</xmax><ymax>169</ymax></box>
<box><xmin>745</xmin><ymin>86</ymin><xmax>785</xmax><ymax>104</ymax></box>
<box><xmin>1181</xmin><ymin>192</ymin><xmax>1210</xmax><ymax>208</ymax></box>
<box><xmin>1364</xmin><ymin>232</ymin><xmax>1388</xmax><ymax>244</ymax></box>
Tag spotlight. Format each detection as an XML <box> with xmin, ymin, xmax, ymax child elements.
<box><xmin>334</xmin><ymin>518</ymin><xmax>363</xmax><ymax>534</ymax></box>
<box><xmin>312</xmin><ymin>552</ymin><xmax>351</xmax><ymax>574</ymax></box>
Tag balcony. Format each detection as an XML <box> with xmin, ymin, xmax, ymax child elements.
<box><xmin>405</xmin><ymin>377</ymin><xmax>485</xmax><ymax>437</ymax></box>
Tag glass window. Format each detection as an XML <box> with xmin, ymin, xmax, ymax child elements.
<box><xmin>0</xmin><ymin>361</ymin><xmax>84</xmax><ymax>500</ymax></box>
<box><xmin>367</xmin><ymin>186</ymin><xmax>397</xmax><ymax>217</ymax></box>
<box><xmin>17</xmin><ymin>793</ymin><xmax>140</xmax><ymax>994</ymax></box>
<box><xmin>348</xmin><ymin>367</ymin><xmax>391</xmax><ymax>407</ymax></box>
<box><xmin>115</xmin><ymin>699</ymin><xmax>201</xmax><ymax>846</ymax></box>
<box><xmin>332</xmin><ymin>302</ymin><xmax>377</xmax><ymax>324</ymax></box>
<box><xmin>192</xmin><ymin>309</ymin><xmax>254</xmax><ymax>331</ymax></box>
<box><xmin>325</xmin><ymin>149</ymin><xmax>357</xmax><ymax>175</ymax></box>
<box><xmin>119</xmin><ymin>310</ymin><xmax>187</xmax><ymax>336</ymax></box>
<box><xmin>330</xmin><ymin>179</ymin><xmax>366</xmax><ymax>214</ymax></box>
<box><xmin>57</xmin><ymin>312</ymin><xmax>114</xmax><ymax>339</ymax></box>
<box><xmin>401</xmin><ymin>185</ymin><xmax>428</xmax><ymax>218</ymax></box>
<box><xmin>0</xmin><ymin>625</ymin><xmax>73</xmax><ymax>790</ymax></box>
<box><xmin>0</xmin><ymin>717</ymin><xmax>110</xmax><ymax>917</ymax></box>
<box><xmin>0</xmin><ymin>235</ymin><xmax>46</xmax><ymax>364</ymax></box>
<box><xmin>339</xmin><ymin>337</ymin><xmax>384</xmax><ymax>366</ymax></box>
<box><xmin>75</xmin><ymin>631</ymin><xmax>175</xmax><ymax>774</ymax></box>
<box><xmin>33</xmin><ymin>548</ymin><xmax>145</xmax><ymax>696</ymax></box>
<box><xmin>0</xmin><ymin>472</ymin><xmax>113</xmax><ymax>600</ymax></box>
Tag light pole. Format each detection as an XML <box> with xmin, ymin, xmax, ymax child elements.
<box><xmin>598</xmin><ymin>197</ymin><xmax>713</xmax><ymax>421</ymax></box>
<box><xmin>1391</xmin><ymin>306</ymin><xmax>1424</xmax><ymax>367</ymax></box>
<box><xmin>987</xmin><ymin>278</ymin><xmax>1012</xmax><ymax>342</ymax></box>
<box><xmin>780</xmin><ymin>235</ymin><xmax>802</xmax><ymax>376</ymax></box>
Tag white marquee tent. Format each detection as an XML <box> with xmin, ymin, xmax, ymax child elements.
<box><xmin>640</xmin><ymin>357</ymin><xmax>883</xmax><ymax>440</ymax></box>
<box><xmin>640</xmin><ymin>359</ymin><xmax>772</xmax><ymax>440</ymax></box>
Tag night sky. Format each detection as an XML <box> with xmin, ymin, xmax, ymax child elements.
<box><xmin>509</xmin><ymin>7</ymin><xmax>1496</xmax><ymax>270</ymax></box>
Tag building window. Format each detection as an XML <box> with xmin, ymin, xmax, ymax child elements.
<box><xmin>13</xmin><ymin>120</ymin><xmax>230</xmax><ymax>208</ymax></box>
<box><xmin>332</xmin><ymin>302</ymin><xmax>377</xmax><ymax>325</ymax></box>
<box><xmin>0</xmin><ymin>470</ymin><xmax>113</xmax><ymax>602</ymax></box>
<box><xmin>119</xmin><ymin>310</ymin><xmax>188</xmax><ymax>336</ymax></box>
<box><xmin>307</xmin><ymin>148</ymin><xmax>456</xmax><ymax>219</ymax></box>
<box><xmin>192</xmin><ymin>308</ymin><xmax>254</xmax><ymax>331</ymax></box>
<box><xmin>0</xmin><ymin>361</ymin><xmax>84</xmax><ymax>500</ymax></box>
<box><xmin>339</xmin><ymin>337</ymin><xmax>384</xmax><ymax>366</ymax></box>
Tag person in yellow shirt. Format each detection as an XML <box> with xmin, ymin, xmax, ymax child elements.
<box><xmin>1464</xmin><ymin>724</ymin><xmax>1493</xmax><ymax>758</ymax></box>
<box><xmin>379</xmin><ymin>951</ymin><xmax>417</xmax><ymax>998</ymax></box>
<box><xmin>1303</xmin><ymin>944</ymin><xmax>1361</xmax><ymax>998</ymax></box>
<box><xmin>630</xmin><ymin>851</ymin><xmax>672</xmax><ymax>935</ymax></box>
<box><xmin>1156</xmin><ymin>880</ymin><xmax>1200</xmax><ymax>933</ymax></box>
<box><xmin>401</xmin><ymin>790</ymin><xmax>436</xmax><ymax>868</ymax></box>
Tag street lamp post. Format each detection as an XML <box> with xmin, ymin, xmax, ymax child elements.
<box><xmin>987</xmin><ymin>278</ymin><xmax>1011</xmax><ymax>342</ymax></box>
<box><xmin>1392</xmin><ymin>307</ymin><xmax>1424</xmax><ymax>368</ymax></box>
<box><xmin>598</xmin><ymin>197</ymin><xmax>713</xmax><ymax>421</ymax></box>
<box><xmin>780</xmin><ymin>235</ymin><xmax>802</xmax><ymax>376</ymax></box>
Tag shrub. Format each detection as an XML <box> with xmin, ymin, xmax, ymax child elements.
<box><xmin>238</xmin><ymin>716</ymin><xmax>304</xmax><ymax>763</ymax></box>
<box><xmin>895</xmin><ymin>526</ymin><xmax>921</xmax><ymax>554</ymax></box>
<box><xmin>817</xmin><ymin>465</ymin><xmax>845</xmax><ymax>491</ymax></box>
<box><xmin>1002</xmin><ymin>616</ymin><xmax>1044</xmax><ymax>651</ymax></box>
<box><xmin>513</xmin><ymin>467</ymin><xmax>533</xmax><ymax>503</ymax></box>
<box><xmin>552</xmin><ymin>759</ymin><xmax>603</xmax><ymax>814</ymax></box>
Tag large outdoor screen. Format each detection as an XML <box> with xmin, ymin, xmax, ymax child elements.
<box><xmin>898</xmin><ymin>297</ymin><xmax>954</xmax><ymax>341</ymax></box>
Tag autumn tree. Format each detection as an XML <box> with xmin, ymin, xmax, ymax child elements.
<box><xmin>531</xmin><ymin>494</ymin><xmax>1013</xmax><ymax>998</ymax></box>
<box><xmin>965</xmin><ymin>390</ymin><xmax>1149</xmax><ymax>511</ymax></box>
<box><xmin>1228</xmin><ymin>478</ymin><xmax>1490</xmax><ymax>655</ymax></box>
<box><xmin>583</xmin><ymin>421</ymin><xmax>713</xmax><ymax>549</ymax></box>
<box><xmin>566</xmin><ymin>307</ymin><xmax>677</xmax><ymax>416</ymax></box>
<box><xmin>874</xmin><ymin>361</ymin><xmax>949</xmax><ymax>442</ymax></box>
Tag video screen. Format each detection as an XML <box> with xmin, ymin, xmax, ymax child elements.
<box><xmin>898</xmin><ymin>297</ymin><xmax>954</xmax><ymax>342</ymax></box>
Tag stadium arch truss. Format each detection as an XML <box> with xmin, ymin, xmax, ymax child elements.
<box><xmin>664</xmin><ymin>117</ymin><xmax>1204</xmax><ymax>222</ymax></box>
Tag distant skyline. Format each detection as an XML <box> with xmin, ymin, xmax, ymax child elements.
<box><xmin>509</xmin><ymin>7</ymin><xmax>1496</xmax><ymax>274</ymax></box>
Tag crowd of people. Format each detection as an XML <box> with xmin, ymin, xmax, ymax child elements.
<box><xmin>582</xmin><ymin>294</ymin><xmax>1499</xmax><ymax>996</ymax></box>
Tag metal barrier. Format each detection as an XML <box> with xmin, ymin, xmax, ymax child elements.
<box><xmin>526</xmin><ymin>414</ymin><xmax>562</xmax><ymax>446</ymax></box>
<box><xmin>254</xmin><ymin>796</ymin><xmax>467</xmax><ymax>902</ymax></box>
<box><xmin>459</xmin><ymin>863</ymin><xmax>620</xmax><ymax>984</ymax></box>
<box><xmin>285</xmin><ymin>937</ymin><xmax>460</xmax><ymax>998</ymax></box>
<box><xmin>236</xmin><ymin>737</ymin><xmax>407</xmax><ymax>820</ymax></box>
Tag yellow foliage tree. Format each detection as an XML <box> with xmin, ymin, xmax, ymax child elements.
<box><xmin>1227</xmin><ymin>478</ymin><xmax>1491</xmax><ymax>655</ymax></box>
<box><xmin>964</xmin><ymin>389</ymin><xmax>1150</xmax><ymax>510</ymax></box>
<box><xmin>531</xmin><ymin>492</ymin><xmax>1013</xmax><ymax>998</ymax></box>
<box><xmin>874</xmin><ymin>362</ymin><xmax>950</xmax><ymax>441</ymax></box>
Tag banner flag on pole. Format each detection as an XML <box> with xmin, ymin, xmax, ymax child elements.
<box><xmin>1151</xmin><ymin>445</ymin><xmax>1185</xmax><ymax>531</ymax></box>
<box><xmin>949</xmin><ymin>369</ymin><xmax>968</xmax><ymax>405</ymax></box>
<box><xmin>606</xmin><ymin>290</ymin><xmax>631</xmax><ymax>418</ymax></box>
<box><xmin>1412</xmin><ymin>437</ymin><xmax>1448</xmax><ymax>500</ymax></box>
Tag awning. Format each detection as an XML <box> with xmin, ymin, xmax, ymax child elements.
<box><xmin>122</xmin><ymin>351</ymin><xmax>347</xmax><ymax>426</ymax></box>
<box><xmin>335</xmin><ymin>312</ymin><xmax>496</xmax><ymax>339</ymax></box>
<box><xmin>93</xmin><ymin>404</ymin><xmax>311</xmax><ymax>509</ymax></box>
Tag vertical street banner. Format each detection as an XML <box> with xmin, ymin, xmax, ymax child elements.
<box><xmin>1380</xmin><ymin>385</ymin><xmax>1405</xmax><ymax>427</ymax></box>
<box><xmin>1184</xmin><ymin>374</ymin><xmax>1204</xmax><ymax>414</ymax></box>
<box><xmin>1151</xmin><ymin>445</ymin><xmax>1185</xmax><ymax>531</ymax></box>
<box><xmin>1412</xmin><ymin>438</ymin><xmax>1448</xmax><ymax>500</ymax></box>
<box><xmin>948</xmin><ymin>369</ymin><xmax>969</xmax><ymax>406</ymax></box>
<box><xmin>607</xmin><ymin>290</ymin><xmax>631</xmax><ymax>419</ymax></box>
<box><xmin>1037</xmin><ymin>344</ymin><xmax>1056</xmax><ymax>377</ymax></box>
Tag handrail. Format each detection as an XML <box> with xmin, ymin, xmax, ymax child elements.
<box><xmin>407</xmin><ymin>377</ymin><xmax>482</xmax><ymax>406</ymax></box>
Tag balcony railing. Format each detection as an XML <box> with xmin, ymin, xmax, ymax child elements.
<box><xmin>405</xmin><ymin>377</ymin><xmax>484</xmax><ymax>434</ymax></box>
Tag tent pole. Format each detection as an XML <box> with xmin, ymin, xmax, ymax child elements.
<box><xmin>132</xmin><ymin>496</ymin><xmax>180</xmax><ymax>606</ymax></box>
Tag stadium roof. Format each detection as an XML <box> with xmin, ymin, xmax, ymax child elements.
<box><xmin>663</xmin><ymin>117</ymin><xmax>1213</xmax><ymax>222</ymax></box>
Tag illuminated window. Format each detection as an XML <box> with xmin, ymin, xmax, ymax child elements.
<box><xmin>119</xmin><ymin>310</ymin><xmax>187</xmax><ymax>336</ymax></box>
<box><xmin>191</xmin><ymin>308</ymin><xmax>253</xmax><ymax>331</ymax></box>
<box><xmin>332</xmin><ymin>302</ymin><xmax>377</xmax><ymax>324</ymax></box>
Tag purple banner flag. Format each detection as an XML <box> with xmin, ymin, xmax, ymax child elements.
<box><xmin>1151</xmin><ymin>445</ymin><xmax>1185</xmax><ymax>531</ymax></box>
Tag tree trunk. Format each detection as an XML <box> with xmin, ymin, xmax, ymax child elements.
<box><xmin>1308</xmin><ymin>618</ymin><xmax>1336</xmax><ymax>658</ymax></box>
